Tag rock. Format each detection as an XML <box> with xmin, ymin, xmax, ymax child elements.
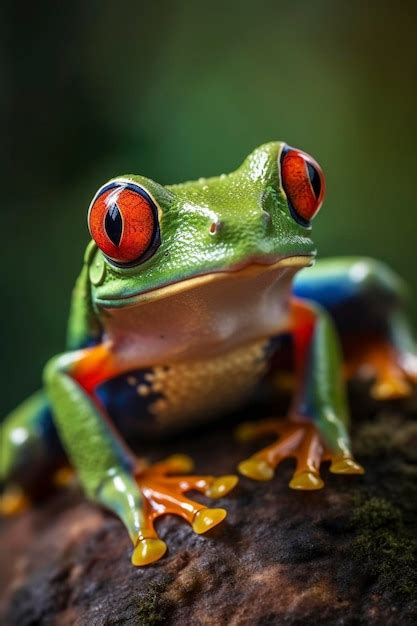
<box><xmin>1</xmin><ymin>393</ymin><xmax>417</xmax><ymax>625</ymax></box>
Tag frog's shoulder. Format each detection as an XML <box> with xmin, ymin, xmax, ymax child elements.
<box><xmin>66</xmin><ymin>242</ymin><xmax>102</xmax><ymax>350</ymax></box>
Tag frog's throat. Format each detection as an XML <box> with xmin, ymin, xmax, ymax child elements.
<box><xmin>97</xmin><ymin>254</ymin><xmax>314</xmax><ymax>309</ymax></box>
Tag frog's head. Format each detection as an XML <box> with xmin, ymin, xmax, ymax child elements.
<box><xmin>86</xmin><ymin>142</ymin><xmax>325</xmax><ymax>309</ymax></box>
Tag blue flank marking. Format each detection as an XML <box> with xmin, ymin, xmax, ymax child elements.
<box><xmin>96</xmin><ymin>369</ymin><xmax>161</xmax><ymax>436</ymax></box>
<box><xmin>293</xmin><ymin>272</ymin><xmax>356</xmax><ymax>310</ymax></box>
<box><xmin>38</xmin><ymin>403</ymin><xmax>59</xmax><ymax>445</ymax></box>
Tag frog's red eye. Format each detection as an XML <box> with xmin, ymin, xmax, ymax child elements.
<box><xmin>88</xmin><ymin>181</ymin><xmax>160</xmax><ymax>265</ymax></box>
<box><xmin>280</xmin><ymin>146</ymin><xmax>325</xmax><ymax>225</ymax></box>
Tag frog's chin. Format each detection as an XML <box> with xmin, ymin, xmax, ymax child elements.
<box><xmin>96</xmin><ymin>254</ymin><xmax>314</xmax><ymax>310</ymax></box>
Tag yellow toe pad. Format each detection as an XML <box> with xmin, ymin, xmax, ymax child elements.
<box><xmin>205</xmin><ymin>475</ymin><xmax>238</xmax><ymax>498</ymax></box>
<box><xmin>0</xmin><ymin>487</ymin><xmax>30</xmax><ymax>516</ymax></box>
<box><xmin>192</xmin><ymin>508</ymin><xmax>227</xmax><ymax>534</ymax></box>
<box><xmin>330</xmin><ymin>458</ymin><xmax>365</xmax><ymax>474</ymax></box>
<box><xmin>371</xmin><ymin>378</ymin><xmax>412</xmax><ymax>400</ymax></box>
<box><xmin>289</xmin><ymin>471</ymin><xmax>324</xmax><ymax>490</ymax></box>
<box><xmin>238</xmin><ymin>458</ymin><xmax>274</xmax><ymax>481</ymax></box>
<box><xmin>131</xmin><ymin>538</ymin><xmax>167</xmax><ymax>566</ymax></box>
<box><xmin>164</xmin><ymin>454</ymin><xmax>194</xmax><ymax>473</ymax></box>
<box><xmin>236</xmin><ymin>422</ymin><xmax>258</xmax><ymax>442</ymax></box>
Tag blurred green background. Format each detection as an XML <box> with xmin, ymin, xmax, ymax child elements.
<box><xmin>2</xmin><ymin>1</ymin><xmax>417</xmax><ymax>416</ymax></box>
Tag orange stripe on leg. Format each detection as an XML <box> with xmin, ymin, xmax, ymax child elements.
<box><xmin>71</xmin><ymin>344</ymin><xmax>124</xmax><ymax>393</ymax></box>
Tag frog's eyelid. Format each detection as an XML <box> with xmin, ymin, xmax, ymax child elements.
<box><xmin>88</xmin><ymin>178</ymin><xmax>164</xmax><ymax>225</ymax></box>
<box><xmin>90</xmin><ymin>178</ymin><xmax>154</xmax><ymax>206</ymax></box>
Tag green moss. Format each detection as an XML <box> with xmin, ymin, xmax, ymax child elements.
<box><xmin>351</xmin><ymin>497</ymin><xmax>402</xmax><ymax>532</ymax></box>
<box><xmin>135</xmin><ymin>579</ymin><xmax>172</xmax><ymax>626</ymax></box>
<box><xmin>350</xmin><ymin>497</ymin><xmax>417</xmax><ymax>598</ymax></box>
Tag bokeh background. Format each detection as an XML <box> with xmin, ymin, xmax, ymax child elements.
<box><xmin>2</xmin><ymin>1</ymin><xmax>417</xmax><ymax>416</ymax></box>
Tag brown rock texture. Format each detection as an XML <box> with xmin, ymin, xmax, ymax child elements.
<box><xmin>1</xmin><ymin>392</ymin><xmax>417</xmax><ymax>625</ymax></box>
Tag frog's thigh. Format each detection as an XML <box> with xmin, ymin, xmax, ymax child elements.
<box><xmin>294</xmin><ymin>257</ymin><xmax>416</xmax><ymax>398</ymax></box>
<box><xmin>1</xmin><ymin>390</ymin><xmax>64</xmax><ymax>511</ymax></box>
<box><xmin>293</xmin><ymin>256</ymin><xmax>405</xmax><ymax>334</ymax></box>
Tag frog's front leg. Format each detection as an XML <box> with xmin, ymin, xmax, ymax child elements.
<box><xmin>44</xmin><ymin>343</ymin><xmax>237</xmax><ymax>566</ymax></box>
<box><xmin>238</xmin><ymin>298</ymin><xmax>364</xmax><ymax>489</ymax></box>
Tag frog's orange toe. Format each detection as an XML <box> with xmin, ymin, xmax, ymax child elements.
<box><xmin>237</xmin><ymin>419</ymin><xmax>365</xmax><ymax>490</ymax></box>
<box><xmin>347</xmin><ymin>340</ymin><xmax>416</xmax><ymax>400</ymax></box>
<box><xmin>0</xmin><ymin>486</ymin><xmax>30</xmax><ymax>516</ymax></box>
<box><xmin>236</xmin><ymin>422</ymin><xmax>259</xmax><ymax>442</ymax></box>
<box><xmin>131</xmin><ymin>538</ymin><xmax>167</xmax><ymax>566</ymax></box>
<box><xmin>192</xmin><ymin>508</ymin><xmax>227</xmax><ymax>534</ymax></box>
<box><xmin>150</xmin><ymin>453</ymin><xmax>195</xmax><ymax>474</ymax></box>
<box><xmin>52</xmin><ymin>466</ymin><xmax>76</xmax><ymax>488</ymax></box>
<box><xmin>370</xmin><ymin>377</ymin><xmax>412</xmax><ymax>401</ymax></box>
<box><xmin>165</xmin><ymin>453</ymin><xmax>194</xmax><ymax>473</ymax></box>
<box><xmin>132</xmin><ymin>457</ymin><xmax>234</xmax><ymax>565</ymax></box>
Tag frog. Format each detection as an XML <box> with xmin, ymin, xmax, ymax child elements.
<box><xmin>1</xmin><ymin>142</ymin><xmax>416</xmax><ymax>567</ymax></box>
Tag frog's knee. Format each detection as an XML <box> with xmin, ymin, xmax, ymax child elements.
<box><xmin>345</xmin><ymin>257</ymin><xmax>407</xmax><ymax>301</ymax></box>
<box><xmin>43</xmin><ymin>354</ymin><xmax>69</xmax><ymax>386</ymax></box>
<box><xmin>296</xmin><ymin>257</ymin><xmax>408</xmax><ymax>310</ymax></box>
<box><xmin>1</xmin><ymin>390</ymin><xmax>60</xmax><ymax>489</ymax></box>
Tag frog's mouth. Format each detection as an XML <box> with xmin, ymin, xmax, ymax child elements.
<box><xmin>96</xmin><ymin>254</ymin><xmax>314</xmax><ymax>309</ymax></box>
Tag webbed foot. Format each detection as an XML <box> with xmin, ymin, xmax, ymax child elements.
<box><xmin>0</xmin><ymin>485</ymin><xmax>30</xmax><ymax>516</ymax></box>
<box><xmin>132</xmin><ymin>454</ymin><xmax>238</xmax><ymax>566</ymax></box>
<box><xmin>346</xmin><ymin>340</ymin><xmax>417</xmax><ymax>400</ymax></box>
<box><xmin>237</xmin><ymin>419</ymin><xmax>364</xmax><ymax>490</ymax></box>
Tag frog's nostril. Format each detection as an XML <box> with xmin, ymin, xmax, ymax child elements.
<box><xmin>209</xmin><ymin>221</ymin><xmax>221</xmax><ymax>235</ymax></box>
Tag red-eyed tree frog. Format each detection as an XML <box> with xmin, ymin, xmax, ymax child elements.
<box><xmin>1</xmin><ymin>142</ymin><xmax>416</xmax><ymax>566</ymax></box>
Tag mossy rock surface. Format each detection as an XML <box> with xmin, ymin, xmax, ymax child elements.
<box><xmin>1</xmin><ymin>392</ymin><xmax>417</xmax><ymax>625</ymax></box>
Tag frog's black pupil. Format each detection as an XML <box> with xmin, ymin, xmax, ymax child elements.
<box><xmin>105</xmin><ymin>203</ymin><xmax>123</xmax><ymax>246</ymax></box>
<box><xmin>307</xmin><ymin>163</ymin><xmax>321</xmax><ymax>199</ymax></box>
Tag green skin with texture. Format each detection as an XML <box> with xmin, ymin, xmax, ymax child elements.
<box><xmin>1</xmin><ymin>142</ymin><xmax>416</xmax><ymax>561</ymax></box>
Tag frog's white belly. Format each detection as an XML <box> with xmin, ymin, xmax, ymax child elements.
<box><xmin>103</xmin><ymin>262</ymin><xmax>299</xmax><ymax>427</ymax></box>
<box><xmin>129</xmin><ymin>338</ymin><xmax>270</xmax><ymax>426</ymax></box>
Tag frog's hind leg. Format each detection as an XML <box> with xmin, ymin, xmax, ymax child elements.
<box><xmin>238</xmin><ymin>299</ymin><xmax>364</xmax><ymax>489</ymax></box>
<box><xmin>0</xmin><ymin>390</ymin><xmax>65</xmax><ymax>515</ymax></box>
<box><xmin>344</xmin><ymin>313</ymin><xmax>417</xmax><ymax>400</ymax></box>
<box><xmin>294</xmin><ymin>257</ymin><xmax>417</xmax><ymax>400</ymax></box>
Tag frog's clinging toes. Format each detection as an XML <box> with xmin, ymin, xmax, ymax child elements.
<box><xmin>1</xmin><ymin>142</ymin><xmax>416</xmax><ymax>566</ymax></box>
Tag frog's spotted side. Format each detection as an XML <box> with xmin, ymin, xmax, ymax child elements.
<box><xmin>98</xmin><ymin>338</ymin><xmax>269</xmax><ymax>431</ymax></box>
<box><xmin>2</xmin><ymin>142</ymin><xmax>416</xmax><ymax>567</ymax></box>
